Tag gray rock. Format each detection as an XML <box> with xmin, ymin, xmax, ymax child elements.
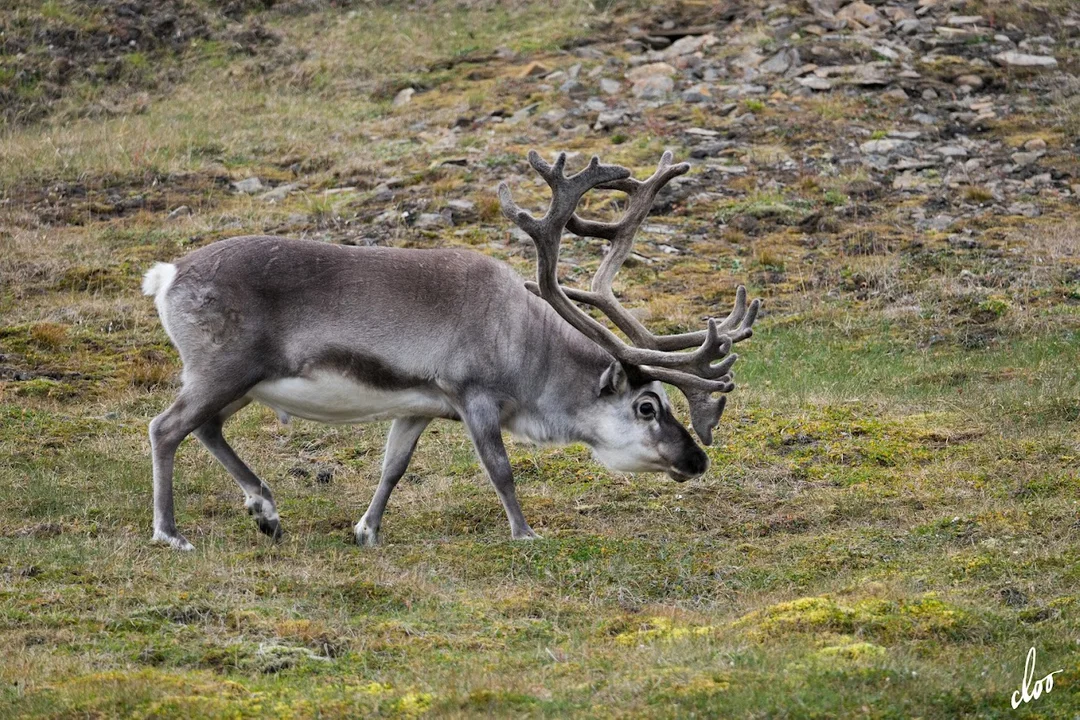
<box><xmin>560</xmin><ymin>80</ymin><xmax>586</xmax><ymax>97</ymax></box>
<box><xmin>935</xmin><ymin>146</ymin><xmax>969</xmax><ymax>158</ymax></box>
<box><xmin>259</xmin><ymin>183</ymin><xmax>302</xmax><ymax>202</ymax></box>
<box><xmin>506</xmin><ymin>102</ymin><xmax>540</xmax><ymax>125</ymax></box>
<box><xmin>650</xmin><ymin>33</ymin><xmax>718</xmax><ymax>61</ymax></box>
<box><xmin>1006</xmin><ymin>202</ymin><xmax>1040</xmax><ymax>218</ymax></box>
<box><xmin>927</xmin><ymin>214</ymin><xmax>955</xmax><ymax>231</ymax></box>
<box><xmin>798</xmin><ymin>76</ymin><xmax>833</xmax><ymax>91</ymax></box>
<box><xmin>947</xmin><ymin>15</ymin><xmax>984</xmax><ymax>26</ymax></box>
<box><xmin>632</xmin><ymin>75</ymin><xmax>674</xmax><ymax>100</ymax></box>
<box><xmin>594</xmin><ymin>111</ymin><xmax>627</xmax><ymax>130</ymax></box>
<box><xmin>992</xmin><ymin>51</ymin><xmax>1057</xmax><ymax>68</ymax></box>
<box><xmin>955</xmin><ymin>74</ymin><xmax>984</xmax><ymax>89</ymax></box>
<box><xmin>836</xmin><ymin>1</ymin><xmax>885</xmax><ymax>27</ymax></box>
<box><xmin>446</xmin><ymin>198</ymin><xmax>475</xmax><ymax>212</ymax></box>
<box><xmin>167</xmin><ymin>205</ymin><xmax>192</xmax><ymax>220</ymax></box>
<box><xmin>232</xmin><ymin>177</ymin><xmax>264</xmax><ymax>194</ymax></box>
<box><xmin>689</xmin><ymin>141</ymin><xmax>736</xmax><ymax>158</ymax></box>
<box><xmin>681</xmin><ymin>84</ymin><xmax>713</xmax><ymax>103</ymax></box>
<box><xmin>761</xmin><ymin>48</ymin><xmax>798</xmax><ymax>75</ymax></box>
<box><xmin>414</xmin><ymin>213</ymin><xmax>451</xmax><ymax>229</ymax></box>
<box><xmin>626</xmin><ymin>62</ymin><xmax>676</xmax><ymax>83</ymax></box>
<box><xmin>860</xmin><ymin>138</ymin><xmax>912</xmax><ymax>155</ymax></box>
<box><xmin>540</xmin><ymin>108</ymin><xmax>568</xmax><ymax>126</ymax></box>
<box><xmin>599</xmin><ymin>78</ymin><xmax>622</xmax><ymax>95</ymax></box>
<box><xmin>1010</xmin><ymin>151</ymin><xmax>1043</xmax><ymax>167</ymax></box>
<box><xmin>1024</xmin><ymin>138</ymin><xmax>1047</xmax><ymax>152</ymax></box>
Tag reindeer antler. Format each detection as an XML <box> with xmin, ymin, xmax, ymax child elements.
<box><xmin>498</xmin><ymin>150</ymin><xmax>760</xmax><ymax>445</ymax></box>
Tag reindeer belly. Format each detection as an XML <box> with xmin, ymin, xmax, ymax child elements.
<box><xmin>249</xmin><ymin>371</ymin><xmax>453</xmax><ymax>423</ymax></box>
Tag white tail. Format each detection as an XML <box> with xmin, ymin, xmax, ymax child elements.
<box><xmin>142</xmin><ymin>262</ymin><xmax>177</xmax><ymax>297</ymax></box>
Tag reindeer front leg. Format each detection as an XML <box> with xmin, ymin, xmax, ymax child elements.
<box><xmin>461</xmin><ymin>396</ymin><xmax>538</xmax><ymax>540</ymax></box>
<box><xmin>355</xmin><ymin>417</ymin><xmax>431</xmax><ymax>546</ymax></box>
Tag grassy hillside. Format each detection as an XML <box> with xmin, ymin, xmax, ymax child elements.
<box><xmin>2</xmin><ymin>0</ymin><xmax>1079</xmax><ymax>717</ymax></box>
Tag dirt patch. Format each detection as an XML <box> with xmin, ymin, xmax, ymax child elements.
<box><xmin>0</xmin><ymin>0</ymin><xmax>281</xmax><ymax>126</ymax></box>
<box><xmin>3</xmin><ymin>171</ymin><xmax>230</xmax><ymax>226</ymax></box>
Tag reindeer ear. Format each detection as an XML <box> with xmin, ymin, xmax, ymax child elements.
<box><xmin>598</xmin><ymin>361</ymin><xmax>629</xmax><ymax>396</ymax></box>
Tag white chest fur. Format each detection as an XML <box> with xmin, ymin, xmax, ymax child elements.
<box><xmin>249</xmin><ymin>371</ymin><xmax>453</xmax><ymax>424</ymax></box>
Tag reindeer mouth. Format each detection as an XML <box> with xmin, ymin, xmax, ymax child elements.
<box><xmin>667</xmin><ymin>469</ymin><xmax>698</xmax><ymax>483</ymax></box>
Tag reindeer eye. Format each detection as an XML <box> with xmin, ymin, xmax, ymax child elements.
<box><xmin>636</xmin><ymin>397</ymin><xmax>658</xmax><ymax>420</ymax></box>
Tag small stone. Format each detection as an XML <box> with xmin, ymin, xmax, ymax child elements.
<box><xmin>922</xmin><ymin>88</ymin><xmax>938</xmax><ymax>100</ymax></box>
<box><xmin>1007</xmin><ymin>202</ymin><xmax>1040</xmax><ymax>218</ymax></box>
<box><xmin>681</xmin><ymin>84</ymin><xmax>712</xmax><ymax>103</ymax></box>
<box><xmin>1011</xmin><ymin>151</ymin><xmax>1042</xmax><ymax>167</ymax></box>
<box><xmin>232</xmin><ymin>177</ymin><xmax>264</xmax><ymax>194</ymax></box>
<box><xmin>560</xmin><ymin>80</ymin><xmax>586</xmax><ymax>97</ymax></box>
<box><xmin>446</xmin><ymin>198</ymin><xmax>475</xmax><ymax>213</ymax></box>
<box><xmin>798</xmin><ymin>76</ymin><xmax>833</xmax><ymax>91</ymax></box>
<box><xmin>505</xmin><ymin>102</ymin><xmax>539</xmax><ymax>125</ymax></box>
<box><xmin>539</xmin><ymin>108</ymin><xmax>568</xmax><ymax>126</ymax></box>
<box><xmin>873</xmin><ymin>45</ymin><xmax>899</xmax><ymax>61</ymax></box>
<box><xmin>928</xmin><ymin>214</ymin><xmax>955</xmax><ymax>231</ymax></box>
<box><xmin>992</xmin><ymin>51</ymin><xmax>1057</xmax><ymax>68</ymax></box>
<box><xmin>653</xmin><ymin>33</ymin><xmax>718</xmax><ymax>60</ymax></box>
<box><xmin>955</xmin><ymin>74</ymin><xmax>984</xmax><ymax>89</ymax></box>
<box><xmin>896</xmin><ymin>18</ymin><xmax>922</xmax><ymax>34</ymax></box>
<box><xmin>626</xmin><ymin>62</ymin><xmax>676</xmax><ymax>83</ymax></box>
<box><xmin>1024</xmin><ymin>138</ymin><xmax>1047</xmax><ymax>152</ymax></box>
<box><xmin>859</xmin><ymin>138</ymin><xmax>912</xmax><ymax>155</ymax></box>
<box><xmin>392</xmin><ymin>88</ymin><xmax>414</xmax><ymax>107</ymax></box>
<box><xmin>414</xmin><ymin>213</ymin><xmax>451</xmax><ymax>229</ymax></box>
<box><xmin>259</xmin><ymin>183</ymin><xmax>302</xmax><ymax>202</ymax></box>
<box><xmin>599</xmin><ymin>78</ymin><xmax>622</xmax><ymax>95</ymax></box>
<box><xmin>947</xmin><ymin>15</ymin><xmax>984</xmax><ymax>26</ymax></box>
<box><xmin>167</xmin><ymin>205</ymin><xmax>192</xmax><ymax>220</ymax></box>
<box><xmin>882</xmin><ymin>87</ymin><xmax>909</xmax><ymax>101</ymax></box>
<box><xmin>760</xmin><ymin>49</ymin><xmax>796</xmax><ymax>75</ymax></box>
<box><xmin>518</xmin><ymin>61</ymin><xmax>550</xmax><ymax>78</ymax></box>
<box><xmin>913</xmin><ymin>112</ymin><xmax>938</xmax><ymax>125</ymax></box>
<box><xmin>632</xmin><ymin>75</ymin><xmax>674</xmax><ymax>100</ymax></box>
<box><xmin>593</xmin><ymin>111</ymin><xmax>627</xmax><ymax>130</ymax></box>
<box><xmin>836</xmin><ymin>1</ymin><xmax>885</xmax><ymax>27</ymax></box>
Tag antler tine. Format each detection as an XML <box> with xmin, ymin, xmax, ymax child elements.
<box><xmin>501</xmin><ymin>150</ymin><xmax>761</xmax><ymax>444</ymax></box>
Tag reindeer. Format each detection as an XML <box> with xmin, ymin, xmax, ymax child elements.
<box><xmin>142</xmin><ymin>151</ymin><xmax>759</xmax><ymax>550</ymax></box>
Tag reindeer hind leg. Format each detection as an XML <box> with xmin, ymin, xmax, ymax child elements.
<box><xmin>191</xmin><ymin>398</ymin><xmax>284</xmax><ymax>542</ymax></box>
<box><xmin>150</xmin><ymin>383</ymin><xmax>252</xmax><ymax>550</ymax></box>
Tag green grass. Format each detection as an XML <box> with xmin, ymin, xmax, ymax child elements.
<box><xmin>2</xmin><ymin>0</ymin><xmax>1080</xmax><ymax>717</ymax></box>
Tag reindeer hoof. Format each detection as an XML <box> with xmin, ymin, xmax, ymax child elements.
<box><xmin>354</xmin><ymin>520</ymin><xmax>379</xmax><ymax>547</ymax></box>
<box><xmin>152</xmin><ymin>528</ymin><xmax>194</xmax><ymax>551</ymax></box>
<box><xmin>246</xmin><ymin>497</ymin><xmax>282</xmax><ymax>542</ymax></box>
<box><xmin>512</xmin><ymin>527</ymin><xmax>540</xmax><ymax>540</ymax></box>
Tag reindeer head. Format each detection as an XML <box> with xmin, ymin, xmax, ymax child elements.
<box><xmin>498</xmin><ymin>151</ymin><xmax>760</xmax><ymax>480</ymax></box>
